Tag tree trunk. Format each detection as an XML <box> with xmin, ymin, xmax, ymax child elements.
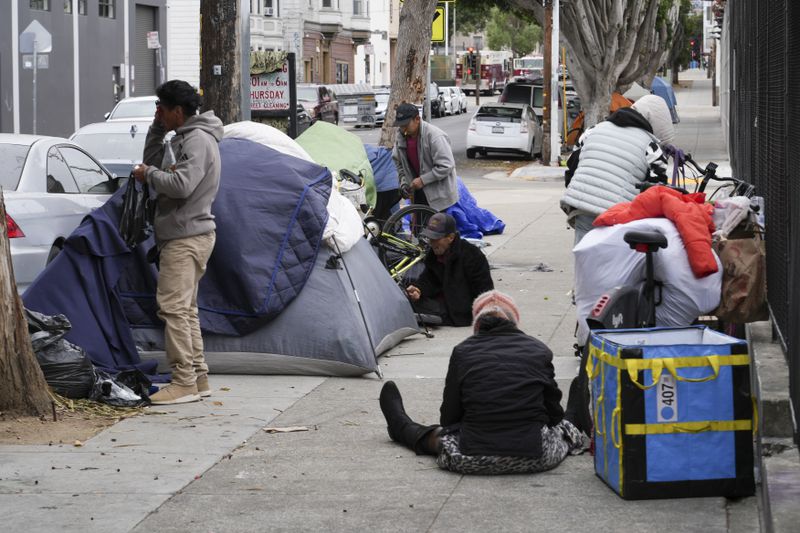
<box><xmin>200</xmin><ymin>1</ymin><xmax>244</xmax><ymax>125</ymax></box>
<box><xmin>379</xmin><ymin>0</ymin><xmax>439</xmax><ymax>148</ymax></box>
<box><xmin>0</xmin><ymin>193</ymin><xmax>52</xmax><ymax>417</ymax></box>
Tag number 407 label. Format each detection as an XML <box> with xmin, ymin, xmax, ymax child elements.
<box><xmin>656</xmin><ymin>372</ymin><xmax>678</xmax><ymax>422</ymax></box>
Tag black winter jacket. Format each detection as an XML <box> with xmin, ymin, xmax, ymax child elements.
<box><xmin>415</xmin><ymin>236</ymin><xmax>493</xmax><ymax>326</ymax></box>
<box><xmin>440</xmin><ymin>318</ymin><xmax>564</xmax><ymax>458</ymax></box>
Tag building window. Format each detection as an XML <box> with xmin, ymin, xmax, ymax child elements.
<box><xmin>31</xmin><ymin>0</ymin><xmax>50</xmax><ymax>10</ymax></box>
<box><xmin>263</xmin><ymin>0</ymin><xmax>275</xmax><ymax>16</ymax></box>
<box><xmin>353</xmin><ymin>0</ymin><xmax>362</xmax><ymax>15</ymax></box>
<box><xmin>322</xmin><ymin>0</ymin><xmax>331</xmax><ymax>7</ymax></box>
<box><xmin>99</xmin><ymin>0</ymin><xmax>115</xmax><ymax>18</ymax></box>
<box><xmin>336</xmin><ymin>62</ymin><xmax>349</xmax><ymax>84</ymax></box>
<box><xmin>78</xmin><ymin>0</ymin><xmax>86</xmax><ymax>14</ymax></box>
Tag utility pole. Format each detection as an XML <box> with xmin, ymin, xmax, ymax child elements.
<box><xmin>200</xmin><ymin>0</ymin><xmax>251</xmax><ymax>124</ymax></box>
<box><xmin>541</xmin><ymin>0</ymin><xmax>553</xmax><ymax>165</ymax></box>
<box><xmin>711</xmin><ymin>39</ymin><xmax>718</xmax><ymax>106</ymax></box>
<box><xmin>549</xmin><ymin>0</ymin><xmax>560</xmax><ymax>165</ymax></box>
<box><xmin>475</xmin><ymin>52</ymin><xmax>480</xmax><ymax>106</ymax></box>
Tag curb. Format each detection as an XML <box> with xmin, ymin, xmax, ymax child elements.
<box><xmin>509</xmin><ymin>165</ymin><xmax>566</xmax><ymax>182</ymax></box>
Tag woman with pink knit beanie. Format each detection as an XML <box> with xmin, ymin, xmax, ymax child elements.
<box><xmin>379</xmin><ymin>290</ymin><xmax>589</xmax><ymax>475</ymax></box>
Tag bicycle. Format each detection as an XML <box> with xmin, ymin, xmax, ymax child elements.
<box><xmin>366</xmin><ymin>202</ymin><xmax>437</xmax><ymax>284</ymax></box>
<box><xmin>571</xmin><ymin>158</ymin><xmax>760</xmax><ymax>416</ymax></box>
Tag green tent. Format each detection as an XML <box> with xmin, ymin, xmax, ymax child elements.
<box><xmin>295</xmin><ymin>121</ymin><xmax>377</xmax><ymax>207</ymax></box>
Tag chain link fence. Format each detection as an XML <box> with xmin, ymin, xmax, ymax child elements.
<box><xmin>727</xmin><ymin>0</ymin><xmax>799</xmax><ymax>441</ymax></box>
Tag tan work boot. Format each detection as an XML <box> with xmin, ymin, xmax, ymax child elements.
<box><xmin>196</xmin><ymin>374</ymin><xmax>211</xmax><ymax>398</ymax></box>
<box><xmin>150</xmin><ymin>383</ymin><xmax>200</xmax><ymax>405</ymax></box>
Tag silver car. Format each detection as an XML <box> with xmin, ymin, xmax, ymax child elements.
<box><xmin>1</xmin><ymin>134</ymin><xmax>120</xmax><ymax>293</ymax></box>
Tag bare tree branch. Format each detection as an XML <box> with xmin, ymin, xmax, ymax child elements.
<box><xmin>506</xmin><ymin>0</ymin><xmax>680</xmax><ymax>127</ymax></box>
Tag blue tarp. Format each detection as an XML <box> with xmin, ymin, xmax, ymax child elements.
<box><xmin>446</xmin><ymin>178</ymin><xmax>505</xmax><ymax>239</ymax></box>
<box><xmin>23</xmin><ymin>139</ymin><xmax>332</xmax><ymax>374</ymax></box>
<box><xmin>364</xmin><ymin>144</ymin><xmax>398</xmax><ymax>192</ymax></box>
<box><xmin>651</xmin><ymin>77</ymin><xmax>680</xmax><ymax>124</ymax></box>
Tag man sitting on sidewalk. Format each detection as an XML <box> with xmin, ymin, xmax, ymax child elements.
<box><xmin>405</xmin><ymin>213</ymin><xmax>493</xmax><ymax>326</ymax></box>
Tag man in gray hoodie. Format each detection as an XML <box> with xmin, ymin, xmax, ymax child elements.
<box><xmin>132</xmin><ymin>80</ymin><xmax>223</xmax><ymax>405</ymax></box>
<box><xmin>391</xmin><ymin>103</ymin><xmax>458</xmax><ymax>212</ymax></box>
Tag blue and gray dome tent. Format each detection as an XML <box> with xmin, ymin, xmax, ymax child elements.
<box><xmin>24</xmin><ymin>139</ymin><xmax>418</xmax><ymax>378</ymax></box>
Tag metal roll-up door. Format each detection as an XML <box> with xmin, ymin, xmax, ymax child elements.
<box><xmin>134</xmin><ymin>5</ymin><xmax>157</xmax><ymax>95</ymax></box>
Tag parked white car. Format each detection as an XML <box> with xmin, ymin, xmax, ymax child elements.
<box><xmin>453</xmin><ymin>86</ymin><xmax>468</xmax><ymax>114</ymax></box>
<box><xmin>374</xmin><ymin>90</ymin><xmax>390</xmax><ymax>124</ymax></box>
<box><xmin>466</xmin><ymin>102</ymin><xmax>543</xmax><ymax>160</ymax></box>
<box><xmin>443</xmin><ymin>87</ymin><xmax>468</xmax><ymax>115</ymax></box>
<box><xmin>1</xmin><ymin>134</ymin><xmax>120</xmax><ymax>293</ymax></box>
<box><xmin>71</xmin><ymin>119</ymin><xmax>172</xmax><ymax>179</ymax></box>
<box><xmin>441</xmin><ymin>87</ymin><xmax>458</xmax><ymax>115</ymax></box>
<box><xmin>105</xmin><ymin>95</ymin><xmax>158</xmax><ymax>121</ymax></box>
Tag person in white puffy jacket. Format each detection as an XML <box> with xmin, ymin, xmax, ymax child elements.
<box><xmin>560</xmin><ymin>101</ymin><xmax>674</xmax><ymax>244</ymax></box>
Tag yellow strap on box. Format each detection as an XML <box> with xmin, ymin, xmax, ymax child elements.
<box><xmin>589</xmin><ymin>348</ymin><xmax>749</xmax><ymax>390</ymax></box>
<box><xmin>624</xmin><ymin>419</ymin><xmax>753</xmax><ymax>435</ymax></box>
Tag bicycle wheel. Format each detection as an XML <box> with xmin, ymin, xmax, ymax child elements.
<box><xmin>377</xmin><ymin>204</ymin><xmax>437</xmax><ymax>281</ymax></box>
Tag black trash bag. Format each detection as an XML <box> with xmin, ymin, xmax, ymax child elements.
<box><xmin>90</xmin><ymin>370</ymin><xmax>148</xmax><ymax>407</ymax></box>
<box><xmin>114</xmin><ymin>368</ymin><xmax>152</xmax><ymax>402</ymax></box>
<box><xmin>119</xmin><ymin>177</ymin><xmax>155</xmax><ymax>248</ymax></box>
<box><xmin>25</xmin><ymin>309</ymin><xmax>95</xmax><ymax>399</ymax></box>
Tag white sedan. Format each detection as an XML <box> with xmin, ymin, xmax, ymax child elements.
<box><xmin>71</xmin><ymin>119</ymin><xmax>172</xmax><ymax>179</ymax></box>
<box><xmin>1</xmin><ymin>134</ymin><xmax>120</xmax><ymax>293</ymax></box>
<box><xmin>466</xmin><ymin>102</ymin><xmax>542</xmax><ymax>159</ymax></box>
<box><xmin>451</xmin><ymin>86</ymin><xmax>468</xmax><ymax>114</ymax></box>
<box><xmin>105</xmin><ymin>95</ymin><xmax>158</xmax><ymax>121</ymax></box>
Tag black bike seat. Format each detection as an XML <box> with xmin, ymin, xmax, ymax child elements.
<box><xmin>624</xmin><ymin>230</ymin><xmax>668</xmax><ymax>252</ymax></box>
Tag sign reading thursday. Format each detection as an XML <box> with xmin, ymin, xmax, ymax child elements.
<box><xmin>250</xmin><ymin>61</ymin><xmax>290</xmax><ymax>111</ymax></box>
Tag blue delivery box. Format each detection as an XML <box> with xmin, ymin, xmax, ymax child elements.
<box><xmin>588</xmin><ymin>326</ymin><xmax>755</xmax><ymax>500</ymax></box>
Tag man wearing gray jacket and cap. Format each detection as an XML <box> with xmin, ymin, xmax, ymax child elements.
<box><xmin>391</xmin><ymin>103</ymin><xmax>458</xmax><ymax>211</ymax></box>
<box><xmin>132</xmin><ymin>80</ymin><xmax>223</xmax><ymax>405</ymax></box>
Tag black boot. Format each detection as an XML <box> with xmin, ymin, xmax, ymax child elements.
<box><xmin>379</xmin><ymin>381</ymin><xmax>440</xmax><ymax>455</ymax></box>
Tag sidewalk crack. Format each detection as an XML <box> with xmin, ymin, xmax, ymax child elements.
<box><xmin>426</xmin><ymin>474</ymin><xmax>463</xmax><ymax>533</ymax></box>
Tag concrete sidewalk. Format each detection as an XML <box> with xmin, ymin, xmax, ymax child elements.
<box><xmin>0</xmin><ymin>70</ymin><xmax>761</xmax><ymax>533</ymax></box>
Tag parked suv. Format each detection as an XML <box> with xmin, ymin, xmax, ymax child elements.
<box><xmin>499</xmin><ymin>81</ymin><xmax>544</xmax><ymax>123</ymax></box>
<box><xmin>297</xmin><ymin>84</ymin><xmax>339</xmax><ymax>125</ymax></box>
<box><xmin>500</xmin><ymin>80</ymin><xmax>580</xmax><ymax>133</ymax></box>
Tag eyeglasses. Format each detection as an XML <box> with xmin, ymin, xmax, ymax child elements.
<box><xmin>155</xmin><ymin>100</ymin><xmax>161</xmax><ymax>107</ymax></box>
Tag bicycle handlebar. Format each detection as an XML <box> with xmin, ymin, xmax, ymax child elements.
<box><xmin>682</xmin><ymin>154</ymin><xmax>755</xmax><ymax>197</ymax></box>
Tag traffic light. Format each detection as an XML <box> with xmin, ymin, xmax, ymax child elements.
<box><xmin>465</xmin><ymin>48</ymin><xmax>479</xmax><ymax>80</ymax></box>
